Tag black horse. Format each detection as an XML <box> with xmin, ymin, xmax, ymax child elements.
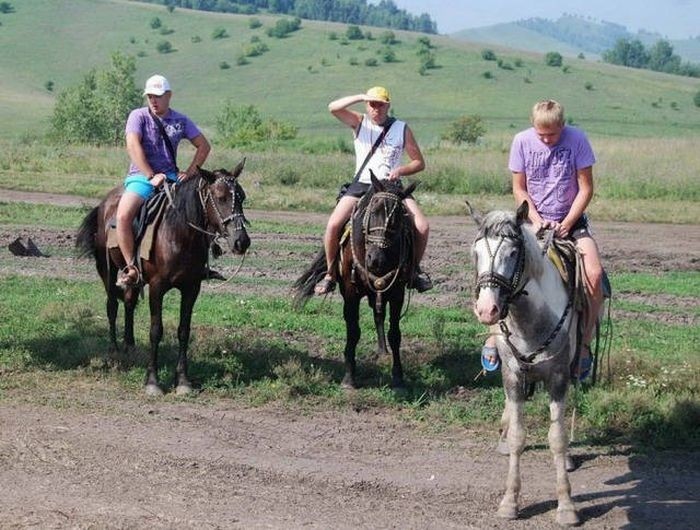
<box><xmin>76</xmin><ymin>161</ymin><xmax>250</xmax><ymax>395</ymax></box>
<box><xmin>294</xmin><ymin>173</ymin><xmax>417</xmax><ymax>389</ymax></box>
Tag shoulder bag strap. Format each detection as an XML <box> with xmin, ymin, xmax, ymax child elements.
<box><xmin>351</xmin><ymin>116</ymin><xmax>396</xmax><ymax>184</ymax></box>
<box><xmin>149</xmin><ymin>109</ymin><xmax>179</xmax><ymax>173</ymax></box>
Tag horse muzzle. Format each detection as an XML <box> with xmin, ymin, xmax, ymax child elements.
<box><xmin>227</xmin><ymin>229</ymin><xmax>250</xmax><ymax>255</ymax></box>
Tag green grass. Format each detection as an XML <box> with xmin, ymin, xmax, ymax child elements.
<box><xmin>2</xmin><ymin>0</ymin><xmax>700</xmax><ymax>143</ymax></box>
<box><xmin>0</xmin><ymin>272</ymin><xmax>697</xmax><ymax>449</ymax></box>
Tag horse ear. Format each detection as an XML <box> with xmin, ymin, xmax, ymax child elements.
<box><xmin>516</xmin><ymin>200</ymin><xmax>529</xmax><ymax>225</ymax></box>
<box><xmin>370</xmin><ymin>170</ymin><xmax>384</xmax><ymax>191</ymax></box>
<box><xmin>465</xmin><ymin>200</ymin><xmax>483</xmax><ymax>225</ymax></box>
<box><xmin>199</xmin><ymin>167</ymin><xmax>215</xmax><ymax>183</ymax></box>
<box><xmin>231</xmin><ymin>157</ymin><xmax>246</xmax><ymax>179</ymax></box>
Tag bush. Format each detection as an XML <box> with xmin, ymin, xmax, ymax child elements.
<box><xmin>216</xmin><ymin>103</ymin><xmax>297</xmax><ymax>147</ymax></box>
<box><xmin>380</xmin><ymin>47</ymin><xmax>397</xmax><ymax>63</ymax></box>
<box><xmin>380</xmin><ymin>31</ymin><xmax>397</xmax><ymax>45</ymax></box>
<box><xmin>364</xmin><ymin>57</ymin><xmax>378</xmax><ymax>67</ymax></box>
<box><xmin>50</xmin><ymin>52</ymin><xmax>141</xmax><ymax>146</ymax></box>
<box><xmin>212</xmin><ymin>27</ymin><xmax>229</xmax><ymax>40</ymax></box>
<box><xmin>219</xmin><ymin>61</ymin><xmax>230</xmax><ymax>70</ymax></box>
<box><xmin>441</xmin><ymin>115</ymin><xmax>486</xmax><ymax>145</ymax></box>
<box><xmin>267</xmin><ymin>17</ymin><xmax>301</xmax><ymax>38</ymax></box>
<box><xmin>694</xmin><ymin>90</ymin><xmax>700</xmax><ymax>107</ymax></box>
<box><xmin>481</xmin><ymin>49</ymin><xmax>496</xmax><ymax>61</ymax></box>
<box><xmin>346</xmin><ymin>25</ymin><xmax>363</xmax><ymax>40</ymax></box>
<box><xmin>545</xmin><ymin>51</ymin><xmax>563</xmax><ymax>67</ymax></box>
<box><xmin>150</xmin><ymin>17</ymin><xmax>161</xmax><ymax>30</ymax></box>
<box><xmin>156</xmin><ymin>41</ymin><xmax>173</xmax><ymax>54</ymax></box>
<box><xmin>585</xmin><ymin>82</ymin><xmax>594</xmax><ymax>91</ymax></box>
<box><xmin>248</xmin><ymin>18</ymin><xmax>262</xmax><ymax>29</ymax></box>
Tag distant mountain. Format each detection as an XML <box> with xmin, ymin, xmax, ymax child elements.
<box><xmin>452</xmin><ymin>14</ymin><xmax>700</xmax><ymax>64</ymax></box>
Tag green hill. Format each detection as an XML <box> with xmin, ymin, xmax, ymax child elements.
<box><xmin>1</xmin><ymin>0</ymin><xmax>699</xmax><ymax>144</ymax></box>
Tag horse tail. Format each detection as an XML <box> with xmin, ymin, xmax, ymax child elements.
<box><xmin>76</xmin><ymin>206</ymin><xmax>99</xmax><ymax>259</ymax></box>
<box><xmin>292</xmin><ymin>247</ymin><xmax>327</xmax><ymax>308</ymax></box>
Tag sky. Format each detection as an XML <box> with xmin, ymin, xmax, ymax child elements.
<box><xmin>390</xmin><ymin>0</ymin><xmax>700</xmax><ymax>39</ymax></box>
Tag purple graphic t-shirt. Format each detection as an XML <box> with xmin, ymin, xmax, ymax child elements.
<box><xmin>125</xmin><ymin>107</ymin><xmax>201</xmax><ymax>176</ymax></box>
<box><xmin>508</xmin><ymin>126</ymin><xmax>596</xmax><ymax>222</ymax></box>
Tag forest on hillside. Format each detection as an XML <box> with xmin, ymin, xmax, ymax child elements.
<box><xmin>134</xmin><ymin>0</ymin><xmax>436</xmax><ymax>33</ymax></box>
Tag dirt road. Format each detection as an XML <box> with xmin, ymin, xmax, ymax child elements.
<box><xmin>1</xmin><ymin>190</ymin><xmax>698</xmax><ymax>528</ymax></box>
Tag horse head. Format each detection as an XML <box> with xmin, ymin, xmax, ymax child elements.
<box><xmin>198</xmin><ymin>158</ymin><xmax>251</xmax><ymax>255</ymax></box>
<box><xmin>352</xmin><ymin>171</ymin><xmax>416</xmax><ymax>291</ymax></box>
<box><xmin>469</xmin><ymin>201</ymin><xmax>529</xmax><ymax>324</ymax></box>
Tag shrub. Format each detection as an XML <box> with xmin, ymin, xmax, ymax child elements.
<box><xmin>219</xmin><ymin>61</ymin><xmax>230</xmax><ymax>70</ymax></box>
<box><xmin>380</xmin><ymin>47</ymin><xmax>397</xmax><ymax>63</ymax></box>
<box><xmin>248</xmin><ymin>17</ymin><xmax>262</xmax><ymax>29</ymax></box>
<box><xmin>156</xmin><ymin>41</ymin><xmax>173</xmax><ymax>54</ymax></box>
<box><xmin>481</xmin><ymin>49</ymin><xmax>496</xmax><ymax>61</ymax></box>
<box><xmin>441</xmin><ymin>115</ymin><xmax>486</xmax><ymax>145</ymax></box>
<box><xmin>545</xmin><ymin>51</ymin><xmax>563</xmax><ymax>67</ymax></box>
<box><xmin>694</xmin><ymin>90</ymin><xmax>700</xmax><ymax>107</ymax></box>
<box><xmin>212</xmin><ymin>27</ymin><xmax>229</xmax><ymax>40</ymax></box>
<box><xmin>50</xmin><ymin>52</ymin><xmax>141</xmax><ymax>146</ymax></box>
<box><xmin>267</xmin><ymin>17</ymin><xmax>301</xmax><ymax>38</ymax></box>
<box><xmin>150</xmin><ymin>17</ymin><xmax>161</xmax><ymax>30</ymax></box>
<box><xmin>191</xmin><ymin>35</ymin><xmax>201</xmax><ymax>43</ymax></box>
<box><xmin>346</xmin><ymin>25</ymin><xmax>363</xmax><ymax>40</ymax></box>
<box><xmin>328</xmin><ymin>31</ymin><xmax>338</xmax><ymax>40</ymax></box>
<box><xmin>216</xmin><ymin>103</ymin><xmax>297</xmax><ymax>147</ymax></box>
<box><xmin>380</xmin><ymin>31</ymin><xmax>397</xmax><ymax>45</ymax></box>
<box><xmin>482</xmin><ymin>71</ymin><xmax>493</xmax><ymax>79</ymax></box>
<box><xmin>585</xmin><ymin>82</ymin><xmax>594</xmax><ymax>90</ymax></box>
<box><xmin>45</xmin><ymin>80</ymin><xmax>54</xmax><ymax>92</ymax></box>
<box><xmin>364</xmin><ymin>57</ymin><xmax>378</xmax><ymax>67</ymax></box>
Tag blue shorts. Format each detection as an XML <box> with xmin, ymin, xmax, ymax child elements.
<box><xmin>124</xmin><ymin>172</ymin><xmax>178</xmax><ymax>200</ymax></box>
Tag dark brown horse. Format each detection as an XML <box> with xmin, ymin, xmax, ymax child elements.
<box><xmin>294</xmin><ymin>173</ymin><xmax>417</xmax><ymax>389</ymax></box>
<box><xmin>76</xmin><ymin>161</ymin><xmax>250</xmax><ymax>395</ymax></box>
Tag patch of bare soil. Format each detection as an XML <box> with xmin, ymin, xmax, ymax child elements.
<box><xmin>1</xmin><ymin>190</ymin><xmax>699</xmax><ymax>528</ymax></box>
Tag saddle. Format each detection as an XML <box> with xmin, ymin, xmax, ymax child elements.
<box><xmin>106</xmin><ymin>187</ymin><xmax>171</xmax><ymax>262</ymax></box>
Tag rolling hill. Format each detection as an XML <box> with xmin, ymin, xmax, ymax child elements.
<box><xmin>0</xmin><ymin>0</ymin><xmax>699</xmax><ymax>144</ymax></box>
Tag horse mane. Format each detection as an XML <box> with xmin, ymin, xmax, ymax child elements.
<box><xmin>164</xmin><ymin>177</ymin><xmax>205</xmax><ymax>227</ymax></box>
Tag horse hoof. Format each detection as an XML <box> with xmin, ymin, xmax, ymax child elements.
<box><xmin>496</xmin><ymin>503</ymin><xmax>518</xmax><ymax>520</ymax></box>
<box><xmin>556</xmin><ymin>508</ymin><xmax>580</xmax><ymax>526</ymax></box>
<box><xmin>565</xmin><ymin>454</ymin><xmax>576</xmax><ymax>472</ymax></box>
<box><xmin>176</xmin><ymin>384</ymin><xmax>193</xmax><ymax>396</ymax></box>
<box><xmin>145</xmin><ymin>384</ymin><xmax>164</xmax><ymax>397</ymax></box>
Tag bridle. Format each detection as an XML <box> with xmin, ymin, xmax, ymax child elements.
<box><xmin>474</xmin><ymin>231</ymin><xmax>527</xmax><ymax>318</ymax></box>
<box><xmin>351</xmin><ymin>190</ymin><xmax>410</xmax><ymax>296</ymax></box>
<box><xmin>190</xmin><ymin>175</ymin><xmax>248</xmax><ymax>242</ymax></box>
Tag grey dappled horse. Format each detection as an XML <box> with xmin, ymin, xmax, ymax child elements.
<box><xmin>469</xmin><ymin>201</ymin><xmax>583</xmax><ymax>526</ymax></box>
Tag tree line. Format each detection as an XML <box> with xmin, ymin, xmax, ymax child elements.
<box><xmin>142</xmin><ymin>0</ymin><xmax>436</xmax><ymax>34</ymax></box>
<box><xmin>602</xmin><ymin>38</ymin><xmax>700</xmax><ymax>78</ymax></box>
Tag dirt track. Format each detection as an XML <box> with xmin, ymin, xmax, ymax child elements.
<box><xmin>1</xmin><ymin>190</ymin><xmax>699</xmax><ymax>528</ymax></box>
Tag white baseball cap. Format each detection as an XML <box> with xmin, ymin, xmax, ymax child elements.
<box><xmin>143</xmin><ymin>74</ymin><xmax>171</xmax><ymax>96</ymax></box>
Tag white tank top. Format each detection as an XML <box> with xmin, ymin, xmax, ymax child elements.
<box><xmin>353</xmin><ymin>115</ymin><xmax>406</xmax><ymax>184</ymax></box>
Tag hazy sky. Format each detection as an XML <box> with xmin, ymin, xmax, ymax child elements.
<box><xmin>390</xmin><ymin>0</ymin><xmax>700</xmax><ymax>39</ymax></box>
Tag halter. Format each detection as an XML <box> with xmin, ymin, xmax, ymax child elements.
<box><xmin>474</xmin><ymin>232</ymin><xmax>527</xmax><ymax>316</ymax></box>
<box><xmin>351</xmin><ymin>190</ymin><xmax>410</xmax><ymax>304</ymax></box>
<box><xmin>190</xmin><ymin>175</ymin><xmax>248</xmax><ymax>240</ymax></box>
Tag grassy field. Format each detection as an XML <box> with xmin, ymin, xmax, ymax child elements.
<box><xmin>1</xmin><ymin>0</ymin><xmax>700</xmax><ymax>143</ymax></box>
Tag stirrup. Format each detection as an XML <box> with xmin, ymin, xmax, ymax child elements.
<box><xmin>572</xmin><ymin>345</ymin><xmax>592</xmax><ymax>381</ymax></box>
<box><xmin>116</xmin><ymin>264</ymin><xmax>140</xmax><ymax>288</ymax></box>
<box><xmin>410</xmin><ymin>270</ymin><xmax>433</xmax><ymax>293</ymax></box>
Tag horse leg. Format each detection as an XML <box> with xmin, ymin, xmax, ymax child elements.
<box><xmin>145</xmin><ymin>286</ymin><xmax>165</xmax><ymax>396</ymax></box>
<box><xmin>548</xmin><ymin>388</ymin><xmax>579</xmax><ymax>525</ymax></box>
<box><xmin>123</xmin><ymin>288</ymin><xmax>138</xmax><ymax>352</ymax></box>
<box><xmin>496</xmin><ymin>398</ymin><xmax>510</xmax><ymax>455</ymax></box>
<box><xmin>497</xmin><ymin>393</ymin><xmax>525</xmax><ymax>520</ymax></box>
<box><xmin>387</xmin><ymin>292</ymin><xmax>404</xmax><ymax>388</ymax></box>
<box><xmin>106</xmin><ymin>288</ymin><xmax>119</xmax><ymax>353</ymax></box>
<box><xmin>174</xmin><ymin>283</ymin><xmax>201</xmax><ymax>395</ymax></box>
<box><xmin>342</xmin><ymin>296</ymin><xmax>361</xmax><ymax>389</ymax></box>
<box><xmin>370</xmin><ymin>294</ymin><xmax>388</xmax><ymax>357</ymax></box>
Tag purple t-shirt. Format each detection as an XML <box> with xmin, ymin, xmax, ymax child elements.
<box><xmin>125</xmin><ymin>107</ymin><xmax>202</xmax><ymax>176</ymax></box>
<box><xmin>508</xmin><ymin>125</ymin><xmax>596</xmax><ymax>222</ymax></box>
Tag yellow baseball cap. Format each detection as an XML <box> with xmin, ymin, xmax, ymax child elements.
<box><xmin>366</xmin><ymin>86</ymin><xmax>391</xmax><ymax>103</ymax></box>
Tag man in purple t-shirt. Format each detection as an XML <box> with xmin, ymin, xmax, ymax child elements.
<box><xmin>482</xmin><ymin>100</ymin><xmax>603</xmax><ymax>380</ymax></box>
<box><xmin>115</xmin><ymin>74</ymin><xmax>210</xmax><ymax>287</ymax></box>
